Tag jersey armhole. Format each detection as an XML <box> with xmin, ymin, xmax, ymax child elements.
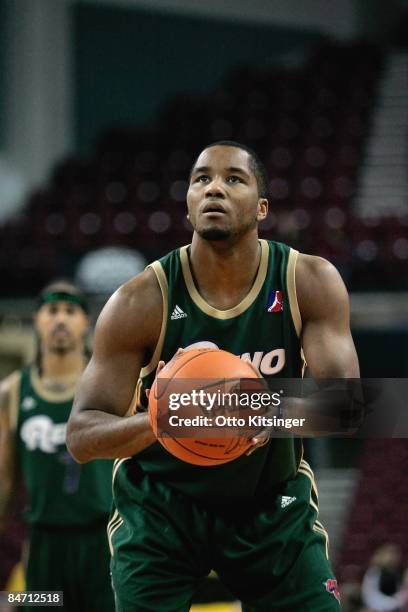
<box><xmin>286</xmin><ymin>248</ymin><xmax>302</xmax><ymax>337</ymax></box>
<box><xmin>287</xmin><ymin>249</ymin><xmax>307</xmax><ymax>374</ymax></box>
<box><xmin>140</xmin><ymin>261</ymin><xmax>169</xmax><ymax>378</ymax></box>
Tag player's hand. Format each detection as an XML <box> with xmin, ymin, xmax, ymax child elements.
<box><xmin>245</xmin><ymin>429</ymin><xmax>271</xmax><ymax>455</ymax></box>
<box><xmin>145</xmin><ymin>348</ymin><xmax>186</xmax><ymax>400</ymax></box>
<box><xmin>240</xmin><ymin>362</ymin><xmax>271</xmax><ymax>455</ymax></box>
<box><xmin>145</xmin><ymin>360</ymin><xmax>166</xmax><ymax>400</ymax></box>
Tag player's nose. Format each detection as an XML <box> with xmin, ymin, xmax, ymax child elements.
<box><xmin>54</xmin><ymin>309</ymin><xmax>69</xmax><ymax>323</ymax></box>
<box><xmin>205</xmin><ymin>177</ymin><xmax>225</xmax><ymax>198</ymax></box>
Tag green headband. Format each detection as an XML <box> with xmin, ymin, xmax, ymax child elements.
<box><xmin>38</xmin><ymin>291</ymin><xmax>88</xmax><ymax>313</ymax></box>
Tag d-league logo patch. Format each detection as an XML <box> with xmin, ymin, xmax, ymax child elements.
<box><xmin>267</xmin><ymin>290</ymin><xmax>283</xmax><ymax>313</ymax></box>
<box><xmin>324</xmin><ymin>579</ymin><xmax>340</xmax><ymax>603</ymax></box>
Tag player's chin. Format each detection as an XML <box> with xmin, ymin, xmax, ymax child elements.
<box><xmin>50</xmin><ymin>338</ymin><xmax>74</xmax><ymax>353</ymax></box>
<box><xmin>197</xmin><ymin>225</ymin><xmax>232</xmax><ymax>241</ymax></box>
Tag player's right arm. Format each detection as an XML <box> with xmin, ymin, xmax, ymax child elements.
<box><xmin>0</xmin><ymin>374</ymin><xmax>19</xmax><ymax>531</ymax></box>
<box><xmin>66</xmin><ymin>268</ymin><xmax>162</xmax><ymax>463</ymax></box>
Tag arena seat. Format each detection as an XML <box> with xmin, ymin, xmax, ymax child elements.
<box><xmin>336</xmin><ymin>440</ymin><xmax>408</xmax><ymax>582</ymax></box>
<box><xmin>2</xmin><ymin>41</ymin><xmax>403</xmax><ymax>296</ymax></box>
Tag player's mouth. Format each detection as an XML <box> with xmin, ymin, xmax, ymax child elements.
<box><xmin>202</xmin><ymin>202</ymin><xmax>227</xmax><ymax>216</ymax></box>
<box><xmin>52</xmin><ymin>325</ymin><xmax>70</xmax><ymax>338</ymax></box>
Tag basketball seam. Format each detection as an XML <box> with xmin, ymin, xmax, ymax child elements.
<box><xmin>153</xmin><ymin>350</ymin><xmax>261</xmax><ymax>399</ymax></box>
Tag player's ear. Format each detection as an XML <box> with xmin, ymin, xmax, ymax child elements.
<box><xmin>257</xmin><ymin>198</ymin><xmax>268</xmax><ymax>222</ymax></box>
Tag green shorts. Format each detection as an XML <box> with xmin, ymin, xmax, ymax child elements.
<box><xmin>24</xmin><ymin>522</ymin><xmax>115</xmax><ymax>612</ymax></box>
<box><xmin>109</xmin><ymin>459</ymin><xmax>340</xmax><ymax>611</ymax></box>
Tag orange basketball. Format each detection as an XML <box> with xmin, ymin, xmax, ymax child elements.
<box><xmin>148</xmin><ymin>348</ymin><xmax>265</xmax><ymax>466</ymax></box>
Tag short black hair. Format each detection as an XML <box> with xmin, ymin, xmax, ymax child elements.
<box><xmin>192</xmin><ymin>140</ymin><xmax>269</xmax><ymax>198</ymax></box>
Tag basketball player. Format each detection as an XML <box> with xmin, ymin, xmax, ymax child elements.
<box><xmin>67</xmin><ymin>142</ymin><xmax>360</xmax><ymax>611</ymax></box>
<box><xmin>0</xmin><ymin>282</ymin><xmax>115</xmax><ymax>612</ymax></box>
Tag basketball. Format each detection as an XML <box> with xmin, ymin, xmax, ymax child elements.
<box><xmin>148</xmin><ymin>348</ymin><xmax>264</xmax><ymax>466</ymax></box>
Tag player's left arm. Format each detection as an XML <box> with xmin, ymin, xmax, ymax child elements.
<box><xmin>286</xmin><ymin>254</ymin><xmax>361</xmax><ymax>435</ymax></box>
<box><xmin>297</xmin><ymin>253</ymin><xmax>359</xmax><ymax>379</ymax></box>
<box><xmin>248</xmin><ymin>254</ymin><xmax>360</xmax><ymax>451</ymax></box>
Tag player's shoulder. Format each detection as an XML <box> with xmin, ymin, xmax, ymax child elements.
<box><xmin>296</xmin><ymin>252</ymin><xmax>346</xmax><ymax>289</ymax></box>
<box><xmin>112</xmin><ymin>266</ymin><xmax>162</xmax><ymax>312</ymax></box>
<box><xmin>0</xmin><ymin>370</ymin><xmax>22</xmax><ymax>396</ymax></box>
<box><xmin>296</xmin><ymin>253</ymin><xmax>349</xmax><ymax>320</ymax></box>
<box><xmin>0</xmin><ymin>370</ymin><xmax>22</xmax><ymax>413</ymax></box>
<box><xmin>296</xmin><ymin>252</ymin><xmax>339</xmax><ymax>278</ymax></box>
<box><xmin>94</xmin><ymin>266</ymin><xmax>163</xmax><ymax>348</ymax></box>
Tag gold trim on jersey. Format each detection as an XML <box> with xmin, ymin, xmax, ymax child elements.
<box><xmin>298</xmin><ymin>459</ymin><xmax>330</xmax><ymax>559</ymax></box>
<box><xmin>107</xmin><ymin>509</ymin><xmax>124</xmax><ymax>556</ymax></box>
<box><xmin>299</xmin><ymin>459</ymin><xmax>316</xmax><ymax>487</ymax></box>
<box><xmin>298</xmin><ymin>471</ymin><xmax>319</xmax><ymax>513</ymax></box>
<box><xmin>140</xmin><ymin>261</ymin><xmax>169</xmax><ymax>378</ymax></box>
<box><xmin>313</xmin><ymin>522</ymin><xmax>330</xmax><ymax>559</ymax></box>
<box><xmin>107</xmin><ymin>509</ymin><xmax>119</xmax><ymax>534</ymax></box>
<box><xmin>3</xmin><ymin>371</ymin><xmax>22</xmax><ymax>432</ymax></box>
<box><xmin>107</xmin><ymin>458</ymin><xmax>130</xmax><ymax>555</ymax></box>
<box><xmin>127</xmin><ymin>378</ymin><xmax>142</xmax><ymax>415</ymax></box>
<box><xmin>112</xmin><ymin>457</ymin><xmax>130</xmax><ymax>496</ymax></box>
<box><xmin>301</xmin><ymin>350</ymin><xmax>307</xmax><ymax>378</ymax></box>
<box><xmin>30</xmin><ymin>367</ymin><xmax>76</xmax><ymax>403</ymax></box>
<box><xmin>286</xmin><ymin>248</ymin><xmax>302</xmax><ymax>338</ymax></box>
<box><xmin>108</xmin><ymin>518</ymin><xmax>124</xmax><ymax>556</ymax></box>
<box><xmin>179</xmin><ymin>239</ymin><xmax>269</xmax><ymax>320</ymax></box>
<box><xmin>107</xmin><ymin>510</ymin><xmax>122</xmax><ymax>537</ymax></box>
<box><xmin>298</xmin><ymin>459</ymin><xmax>319</xmax><ymax>511</ymax></box>
<box><xmin>287</xmin><ymin>249</ymin><xmax>307</xmax><ymax>371</ymax></box>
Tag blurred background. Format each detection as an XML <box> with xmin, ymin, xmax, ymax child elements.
<box><xmin>0</xmin><ymin>1</ymin><xmax>408</xmax><ymax>610</ymax></box>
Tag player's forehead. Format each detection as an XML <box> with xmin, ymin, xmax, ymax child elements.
<box><xmin>37</xmin><ymin>300</ymin><xmax>80</xmax><ymax>314</ymax></box>
<box><xmin>192</xmin><ymin>146</ymin><xmax>252</xmax><ymax>175</ymax></box>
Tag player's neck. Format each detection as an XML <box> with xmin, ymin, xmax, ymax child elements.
<box><xmin>189</xmin><ymin>233</ymin><xmax>261</xmax><ymax>309</ymax></box>
<box><xmin>40</xmin><ymin>350</ymin><xmax>85</xmax><ymax>383</ymax></box>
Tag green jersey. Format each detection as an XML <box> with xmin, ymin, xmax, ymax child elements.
<box><xmin>123</xmin><ymin>239</ymin><xmax>304</xmax><ymax>503</ymax></box>
<box><xmin>14</xmin><ymin>367</ymin><xmax>112</xmax><ymax>526</ymax></box>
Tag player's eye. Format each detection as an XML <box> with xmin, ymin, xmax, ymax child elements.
<box><xmin>194</xmin><ymin>175</ymin><xmax>210</xmax><ymax>183</ymax></box>
<box><xmin>227</xmin><ymin>175</ymin><xmax>243</xmax><ymax>184</ymax></box>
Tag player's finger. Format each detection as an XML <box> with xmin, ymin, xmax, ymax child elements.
<box><xmin>246</xmin><ymin>429</ymin><xmax>271</xmax><ymax>455</ymax></box>
<box><xmin>245</xmin><ymin>430</ymin><xmax>270</xmax><ymax>455</ymax></box>
<box><xmin>146</xmin><ymin>361</ymin><xmax>167</xmax><ymax>399</ymax></box>
<box><xmin>157</xmin><ymin>360</ymin><xmax>166</xmax><ymax>374</ymax></box>
<box><xmin>245</xmin><ymin>361</ymin><xmax>262</xmax><ymax>378</ymax></box>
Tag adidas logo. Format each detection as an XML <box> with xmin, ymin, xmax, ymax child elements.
<box><xmin>281</xmin><ymin>495</ymin><xmax>296</xmax><ymax>508</ymax></box>
<box><xmin>22</xmin><ymin>396</ymin><xmax>37</xmax><ymax>411</ymax></box>
<box><xmin>171</xmin><ymin>305</ymin><xmax>188</xmax><ymax>320</ymax></box>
